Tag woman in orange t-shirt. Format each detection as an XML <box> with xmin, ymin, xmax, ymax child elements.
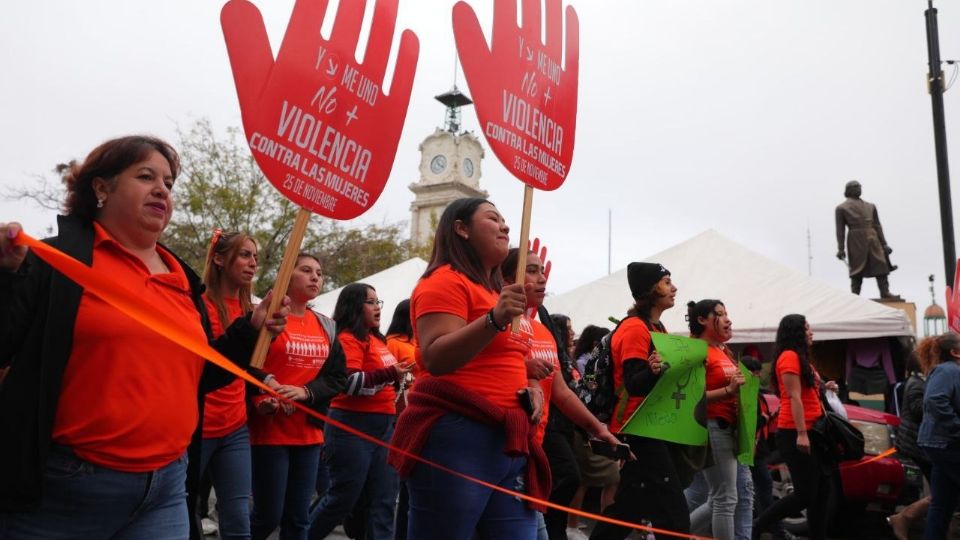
<box><xmin>503</xmin><ymin>247</ymin><xmax>621</xmax><ymax>540</ymax></box>
<box><xmin>754</xmin><ymin>314</ymin><xmax>837</xmax><ymax>540</ymax></box>
<box><xmin>389</xmin><ymin>198</ymin><xmax>541</xmax><ymax>539</ymax></box>
<box><xmin>385</xmin><ymin>298</ymin><xmax>418</xmax><ymax>404</ymax></box>
<box><xmin>684</xmin><ymin>299</ymin><xmax>749</xmax><ymax>540</ymax></box>
<box><xmin>309</xmin><ymin>283</ymin><xmax>413</xmax><ymax>540</ymax></box>
<box><xmin>0</xmin><ymin>136</ymin><xmax>287</xmax><ymax>538</ymax></box>
<box><xmin>592</xmin><ymin>262</ymin><xmax>691</xmax><ymax>539</ymax></box>
<box><xmin>248</xmin><ymin>254</ymin><xmax>346</xmax><ymax>540</ymax></box>
<box><xmin>194</xmin><ymin>230</ymin><xmax>259</xmax><ymax>539</ymax></box>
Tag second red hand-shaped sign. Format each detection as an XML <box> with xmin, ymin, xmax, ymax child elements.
<box><xmin>453</xmin><ymin>0</ymin><xmax>579</xmax><ymax>191</ymax></box>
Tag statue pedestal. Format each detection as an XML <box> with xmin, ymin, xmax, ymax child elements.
<box><xmin>873</xmin><ymin>298</ymin><xmax>917</xmax><ymax>334</ymax></box>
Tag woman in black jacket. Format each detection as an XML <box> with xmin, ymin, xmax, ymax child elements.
<box><xmin>887</xmin><ymin>338</ymin><xmax>936</xmax><ymax>539</ymax></box>
<box><xmin>0</xmin><ymin>135</ymin><xmax>287</xmax><ymax>538</ymax></box>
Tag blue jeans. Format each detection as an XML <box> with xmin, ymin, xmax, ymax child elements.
<box><xmin>315</xmin><ymin>443</ymin><xmax>329</xmax><ymax>498</ymax></box>
<box><xmin>200</xmin><ymin>425</ymin><xmax>252</xmax><ymax>540</ymax></box>
<box><xmin>536</xmin><ymin>511</ymin><xmax>548</xmax><ymax>540</ymax></box>
<box><xmin>406</xmin><ymin>413</ymin><xmax>536</xmax><ymax>540</ymax></box>
<box><xmin>309</xmin><ymin>409</ymin><xmax>398</xmax><ymax>540</ymax></box>
<box><xmin>923</xmin><ymin>446</ymin><xmax>960</xmax><ymax>540</ymax></box>
<box><xmin>250</xmin><ymin>444</ymin><xmax>321</xmax><ymax>540</ymax></box>
<box><xmin>734</xmin><ymin>464</ymin><xmax>754</xmax><ymax>540</ymax></box>
<box><xmin>684</xmin><ymin>439</ymin><xmax>753</xmax><ymax>540</ymax></box>
<box><xmin>0</xmin><ymin>445</ymin><xmax>188</xmax><ymax>539</ymax></box>
<box><xmin>689</xmin><ymin>421</ymin><xmax>739</xmax><ymax>540</ymax></box>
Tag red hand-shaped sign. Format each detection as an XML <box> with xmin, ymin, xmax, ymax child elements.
<box><xmin>453</xmin><ymin>0</ymin><xmax>579</xmax><ymax>191</ymax></box>
<box><xmin>528</xmin><ymin>237</ymin><xmax>552</xmax><ymax>280</ymax></box>
<box><xmin>946</xmin><ymin>259</ymin><xmax>960</xmax><ymax>332</ymax></box>
<box><xmin>221</xmin><ymin>0</ymin><xmax>419</xmax><ymax>219</ymax></box>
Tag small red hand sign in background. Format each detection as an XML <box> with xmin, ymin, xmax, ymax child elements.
<box><xmin>946</xmin><ymin>259</ymin><xmax>960</xmax><ymax>332</ymax></box>
<box><xmin>528</xmin><ymin>237</ymin><xmax>552</xmax><ymax>281</ymax></box>
<box><xmin>453</xmin><ymin>0</ymin><xmax>579</xmax><ymax>191</ymax></box>
<box><xmin>222</xmin><ymin>0</ymin><xmax>419</xmax><ymax>219</ymax></box>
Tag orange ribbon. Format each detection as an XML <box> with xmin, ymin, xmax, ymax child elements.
<box><xmin>12</xmin><ymin>231</ymin><xmax>713</xmax><ymax>540</ymax></box>
<box><xmin>840</xmin><ymin>447</ymin><xmax>898</xmax><ymax>468</ymax></box>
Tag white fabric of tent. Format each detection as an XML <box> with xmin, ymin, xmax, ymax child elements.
<box><xmin>310</xmin><ymin>257</ymin><xmax>427</xmax><ymax>333</ymax></box>
<box><xmin>544</xmin><ymin>230</ymin><xmax>913</xmax><ymax>343</ymax></box>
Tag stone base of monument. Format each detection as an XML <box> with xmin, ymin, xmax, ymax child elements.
<box><xmin>872</xmin><ymin>299</ymin><xmax>916</xmax><ymax>334</ymax></box>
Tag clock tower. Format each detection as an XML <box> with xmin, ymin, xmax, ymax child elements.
<box><xmin>409</xmin><ymin>86</ymin><xmax>487</xmax><ymax>247</ymax></box>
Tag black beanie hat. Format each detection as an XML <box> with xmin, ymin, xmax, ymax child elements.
<box><xmin>627</xmin><ymin>262</ymin><xmax>670</xmax><ymax>299</ymax></box>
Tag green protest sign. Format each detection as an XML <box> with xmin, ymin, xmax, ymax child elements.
<box><xmin>736</xmin><ymin>362</ymin><xmax>761</xmax><ymax>465</ymax></box>
<box><xmin>620</xmin><ymin>334</ymin><xmax>708</xmax><ymax>445</ymax></box>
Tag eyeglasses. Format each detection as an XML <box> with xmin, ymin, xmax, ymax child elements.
<box><xmin>364</xmin><ymin>299</ymin><xmax>385</xmax><ymax>308</ymax></box>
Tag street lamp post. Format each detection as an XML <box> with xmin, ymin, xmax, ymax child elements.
<box><xmin>925</xmin><ymin>0</ymin><xmax>957</xmax><ymax>287</ymax></box>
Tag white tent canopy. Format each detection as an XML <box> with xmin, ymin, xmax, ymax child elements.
<box><xmin>311</xmin><ymin>257</ymin><xmax>428</xmax><ymax>333</ymax></box>
<box><xmin>544</xmin><ymin>230</ymin><xmax>913</xmax><ymax>343</ymax></box>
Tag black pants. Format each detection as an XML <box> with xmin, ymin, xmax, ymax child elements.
<box><xmin>543</xmin><ymin>429</ymin><xmax>580</xmax><ymax>540</ymax></box>
<box><xmin>754</xmin><ymin>429</ymin><xmax>834</xmax><ymax>540</ymax></box>
<box><xmin>589</xmin><ymin>436</ymin><xmax>690</xmax><ymax>540</ymax></box>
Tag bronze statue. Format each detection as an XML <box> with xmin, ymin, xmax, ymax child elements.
<box><xmin>836</xmin><ymin>180</ymin><xmax>898</xmax><ymax>298</ymax></box>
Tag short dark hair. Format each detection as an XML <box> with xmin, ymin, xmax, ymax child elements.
<box><xmin>63</xmin><ymin>135</ymin><xmax>180</xmax><ymax>222</ymax></box>
<box><xmin>333</xmin><ymin>283</ymin><xmax>383</xmax><ymax>342</ymax></box>
<box><xmin>686</xmin><ymin>299</ymin><xmax>725</xmax><ymax>337</ymax></box>
<box><xmin>423</xmin><ymin>198</ymin><xmax>502</xmax><ymax>291</ymax></box>
<box><xmin>502</xmin><ymin>247</ymin><xmax>539</xmax><ymax>284</ymax></box>
<box><xmin>934</xmin><ymin>332</ymin><xmax>960</xmax><ymax>365</ymax></box>
<box><xmin>386</xmin><ymin>298</ymin><xmax>413</xmax><ymax>339</ymax></box>
<box><xmin>574</xmin><ymin>325</ymin><xmax>609</xmax><ymax>359</ymax></box>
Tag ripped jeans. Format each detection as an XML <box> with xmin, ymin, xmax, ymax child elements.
<box><xmin>405</xmin><ymin>413</ymin><xmax>536</xmax><ymax>540</ymax></box>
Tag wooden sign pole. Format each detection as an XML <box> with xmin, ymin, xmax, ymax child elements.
<box><xmin>512</xmin><ymin>185</ymin><xmax>534</xmax><ymax>331</ymax></box>
<box><xmin>250</xmin><ymin>207</ymin><xmax>311</xmax><ymax>368</ymax></box>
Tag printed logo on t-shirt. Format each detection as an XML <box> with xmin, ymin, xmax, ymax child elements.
<box><xmin>507</xmin><ymin>316</ymin><xmax>535</xmax><ymax>349</ymax></box>
<box><xmin>375</xmin><ymin>342</ymin><xmax>398</xmax><ymax>367</ymax></box>
<box><xmin>284</xmin><ymin>331</ymin><xmax>330</xmax><ymax>369</ymax></box>
<box><xmin>722</xmin><ymin>365</ymin><xmax>739</xmax><ymax>382</ymax></box>
<box><xmin>529</xmin><ymin>338</ymin><xmax>560</xmax><ymax>371</ymax></box>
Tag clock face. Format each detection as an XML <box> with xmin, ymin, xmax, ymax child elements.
<box><xmin>429</xmin><ymin>155</ymin><xmax>447</xmax><ymax>174</ymax></box>
<box><xmin>463</xmin><ymin>158</ymin><xmax>475</xmax><ymax>178</ymax></box>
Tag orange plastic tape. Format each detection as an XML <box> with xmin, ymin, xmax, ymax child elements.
<box><xmin>13</xmin><ymin>231</ymin><xmax>713</xmax><ymax>540</ymax></box>
<box><xmin>840</xmin><ymin>447</ymin><xmax>898</xmax><ymax>468</ymax></box>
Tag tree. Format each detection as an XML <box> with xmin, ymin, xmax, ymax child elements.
<box><xmin>3</xmin><ymin>119</ymin><xmax>423</xmax><ymax>296</ymax></box>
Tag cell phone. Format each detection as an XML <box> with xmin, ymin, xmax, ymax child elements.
<box><xmin>589</xmin><ymin>439</ymin><xmax>632</xmax><ymax>460</ymax></box>
<box><xmin>518</xmin><ymin>389</ymin><xmax>534</xmax><ymax>415</ymax></box>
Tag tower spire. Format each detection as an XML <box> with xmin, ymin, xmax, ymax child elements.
<box><xmin>435</xmin><ymin>86</ymin><xmax>473</xmax><ymax>134</ymax></box>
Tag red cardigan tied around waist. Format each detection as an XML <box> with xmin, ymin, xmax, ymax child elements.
<box><xmin>388</xmin><ymin>377</ymin><xmax>552</xmax><ymax>512</ymax></box>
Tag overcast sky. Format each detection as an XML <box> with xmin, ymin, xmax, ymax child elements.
<box><xmin>3</xmin><ymin>0</ymin><xmax>960</xmax><ymax>326</ymax></box>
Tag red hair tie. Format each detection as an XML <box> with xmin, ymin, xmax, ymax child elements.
<box><xmin>210</xmin><ymin>228</ymin><xmax>223</xmax><ymax>249</ymax></box>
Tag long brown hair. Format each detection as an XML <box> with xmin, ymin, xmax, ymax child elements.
<box><xmin>202</xmin><ymin>230</ymin><xmax>257</xmax><ymax>329</ymax></box>
<box><xmin>423</xmin><ymin>198</ymin><xmax>503</xmax><ymax>291</ymax></box>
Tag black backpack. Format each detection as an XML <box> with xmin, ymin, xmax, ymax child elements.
<box><xmin>577</xmin><ymin>316</ymin><xmax>653</xmax><ymax>424</ymax></box>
